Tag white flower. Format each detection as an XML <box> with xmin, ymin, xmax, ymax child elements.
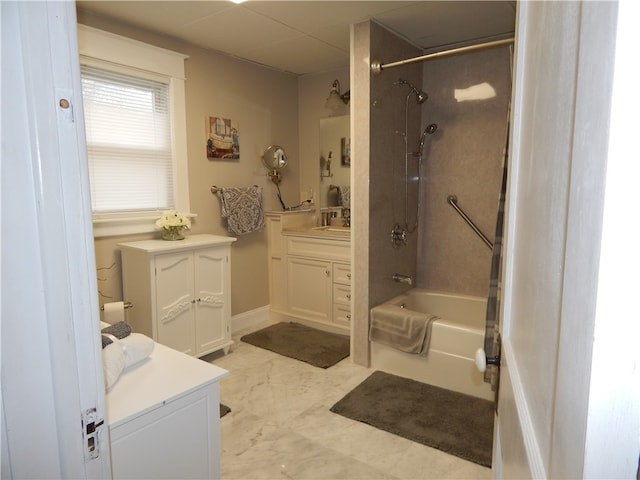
<box><xmin>155</xmin><ymin>210</ymin><xmax>191</xmax><ymax>230</ymax></box>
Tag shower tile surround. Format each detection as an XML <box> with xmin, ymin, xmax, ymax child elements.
<box><xmin>351</xmin><ymin>21</ymin><xmax>511</xmax><ymax>366</ymax></box>
<box><xmin>212</xmin><ymin>323</ymin><xmax>492</xmax><ymax>479</ymax></box>
<box><xmin>418</xmin><ymin>46</ymin><xmax>511</xmax><ymax>296</ymax></box>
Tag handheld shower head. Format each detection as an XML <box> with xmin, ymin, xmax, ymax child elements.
<box><xmin>417</xmin><ymin>123</ymin><xmax>438</xmax><ymax>156</ymax></box>
<box><xmin>394</xmin><ymin>78</ymin><xmax>429</xmax><ymax>104</ymax></box>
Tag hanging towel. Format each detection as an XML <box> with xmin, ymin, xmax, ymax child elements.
<box><xmin>369</xmin><ymin>305</ymin><xmax>439</xmax><ymax>355</ymax></box>
<box><xmin>217</xmin><ymin>186</ymin><xmax>264</xmax><ymax>235</ymax></box>
<box><xmin>337</xmin><ymin>186</ymin><xmax>350</xmax><ymax>208</ymax></box>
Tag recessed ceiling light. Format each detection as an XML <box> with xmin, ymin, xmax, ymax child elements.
<box><xmin>229</xmin><ymin>0</ymin><xmax>246</xmax><ymax>4</ymax></box>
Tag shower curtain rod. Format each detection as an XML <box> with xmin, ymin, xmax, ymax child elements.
<box><xmin>370</xmin><ymin>37</ymin><xmax>514</xmax><ymax>75</ymax></box>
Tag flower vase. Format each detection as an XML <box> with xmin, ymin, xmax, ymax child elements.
<box><xmin>162</xmin><ymin>228</ymin><xmax>185</xmax><ymax>241</ymax></box>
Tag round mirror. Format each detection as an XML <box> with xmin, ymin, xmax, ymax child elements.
<box><xmin>262</xmin><ymin>145</ymin><xmax>287</xmax><ymax>171</ymax></box>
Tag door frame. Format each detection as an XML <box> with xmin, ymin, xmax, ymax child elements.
<box><xmin>495</xmin><ymin>1</ymin><xmax>640</xmax><ymax>478</ymax></box>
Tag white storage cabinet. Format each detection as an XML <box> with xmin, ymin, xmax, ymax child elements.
<box><xmin>119</xmin><ymin>234</ymin><xmax>236</xmax><ymax>357</ymax></box>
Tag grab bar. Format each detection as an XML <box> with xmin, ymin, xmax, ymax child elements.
<box><xmin>447</xmin><ymin>195</ymin><xmax>493</xmax><ymax>250</ymax></box>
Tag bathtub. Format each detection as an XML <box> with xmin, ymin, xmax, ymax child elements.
<box><xmin>369</xmin><ymin>289</ymin><xmax>493</xmax><ymax>401</ymax></box>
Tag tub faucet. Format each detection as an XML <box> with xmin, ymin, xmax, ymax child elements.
<box><xmin>392</xmin><ymin>273</ymin><xmax>413</xmax><ymax>285</ymax></box>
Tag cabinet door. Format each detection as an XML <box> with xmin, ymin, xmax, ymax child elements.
<box><xmin>110</xmin><ymin>384</ymin><xmax>219</xmax><ymax>479</ymax></box>
<box><xmin>194</xmin><ymin>247</ymin><xmax>229</xmax><ymax>355</ymax></box>
<box><xmin>155</xmin><ymin>252</ymin><xmax>196</xmax><ymax>355</ymax></box>
<box><xmin>287</xmin><ymin>256</ymin><xmax>332</xmax><ymax>322</ymax></box>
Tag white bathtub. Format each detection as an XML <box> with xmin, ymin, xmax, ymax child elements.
<box><xmin>370</xmin><ymin>289</ymin><xmax>493</xmax><ymax>400</ymax></box>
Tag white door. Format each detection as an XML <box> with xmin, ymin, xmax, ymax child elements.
<box><xmin>494</xmin><ymin>1</ymin><xmax>640</xmax><ymax>478</ymax></box>
<box><xmin>2</xmin><ymin>2</ymin><xmax>110</xmax><ymax>477</ymax></box>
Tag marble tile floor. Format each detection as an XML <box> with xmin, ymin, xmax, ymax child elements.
<box><xmin>207</xmin><ymin>322</ymin><xmax>493</xmax><ymax>480</ymax></box>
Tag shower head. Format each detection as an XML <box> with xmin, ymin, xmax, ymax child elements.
<box><xmin>415</xmin><ymin>90</ymin><xmax>428</xmax><ymax>104</ymax></box>
<box><xmin>425</xmin><ymin>123</ymin><xmax>438</xmax><ymax>134</ymax></box>
<box><xmin>394</xmin><ymin>78</ymin><xmax>429</xmax><ymax>104</ymax></box>
<box><xmin>417</xmin><ymin>123</ymin><xmax>438</xmax><ymax>156</ymax></box>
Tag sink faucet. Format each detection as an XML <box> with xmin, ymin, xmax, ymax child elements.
<box><xmin>392</xmin><ymin>273</ymin><xmax>412</xmax><ymax>285</ymax></box>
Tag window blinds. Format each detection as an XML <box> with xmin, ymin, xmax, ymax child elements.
<box><xmin>81</xmin><ymin>65</ymin><xmax>174</xmax><ymax>213</ymax></box>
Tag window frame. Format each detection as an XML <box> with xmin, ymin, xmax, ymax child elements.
<box><xmin>77</xmin><ymin>25</ymin><xmax>191</xmax><ymax>237</ymax></box>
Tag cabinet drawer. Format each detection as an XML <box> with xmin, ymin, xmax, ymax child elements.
<box><xmin>333</xmin><ymin>263</ymin><xmax>351</xmax><ymax>285</ymax></box>
<box><xmin>333</xmin><ymin>283</ymin><xmax>351</xmax><ymax>306</ymax></box>
<box><xmin>333</xmin><ymin>303</ymin><xmax>352</xmax><ymax>327</ymax></box>
<box><xmin>286</xmin><ymin>236</ymin><xmax>350</xmax><ymax>261</ymax></box>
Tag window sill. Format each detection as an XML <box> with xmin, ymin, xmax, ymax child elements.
<box><xmin>93</xmin><ymin>213</ymin><xmax>196</xmax><ymax>238</ymax></box>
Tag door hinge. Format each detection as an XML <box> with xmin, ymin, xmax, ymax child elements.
<box><xmin>82</xmin><ymin>408</ymin><xmax>105</xmax><ymax>461</ymax></box>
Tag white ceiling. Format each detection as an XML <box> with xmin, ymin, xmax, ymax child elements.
<box><xmin>76</xmin><ymin>1</ymin><xmax>516</xmax><ymax>76</ymax></box>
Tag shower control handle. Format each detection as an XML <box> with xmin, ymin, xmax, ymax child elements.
<box><xmin>475</xmin><ymin>348</ymin><xmax>500</xmax><ymax>373</ymax></box>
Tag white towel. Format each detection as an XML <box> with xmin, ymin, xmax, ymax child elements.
<box><xmin>369</xmin><ymin>304</ymin><xmax>439</xmax><ymax>355</ymax></box>
<box><xmin>217</xmin><ymin>186</ymin><xmax>264</xmax><ymax>235</ymax></box>
<box><xmin>101</xmin><ymin>333</ymin><xmax>155</xmax><ymax>390</ymax></box>
<box><xmin>120</xmin><ymin>333</ymin><xmax>155</xmax><ymax>368</ymax></box>
<box><xmin>102</xmin><ymin>341</ymin><xmax>126</xmax><ymax>390</ymax></box>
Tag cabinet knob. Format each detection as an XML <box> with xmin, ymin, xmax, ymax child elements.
<box><xmin>191</xmin><ymin>299</ymin><xmax>196</xmax><ymax>304</ymax></box>
<box><xmin>325</xmin><ymin>270</ymin><xmax>330</xmax><ymax>276</ymax></box>
<box><xmin>346</xmin><ymin>314</ymin><xmax>351</xmax><ymax>320</ymax></box>
<box><xmin>347</xmin><ymin>274</ymin><xmax>351</xmax><ymax>279</ymax></box>
<box><xmin>346</xmin><ymin>294</ymin><xmax>351</xmax><ymax>300</ymax></box>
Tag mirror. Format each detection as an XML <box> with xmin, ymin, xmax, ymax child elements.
<box><xmin>262</xmin><ymin>145</ymin><xmax>287</xmax><ymax>184</ymax></box>
<box><xmin>319</xmin><ymin>115</ymin><xmax>350</xmax><ymax>207</ymax></box>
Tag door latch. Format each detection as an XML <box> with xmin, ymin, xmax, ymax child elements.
<box><xmin>82</xmin><ymin>408</ymin><xmax>104</xmax><ymax>461</ymax></box>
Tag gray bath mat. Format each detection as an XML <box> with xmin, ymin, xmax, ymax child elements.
<box><xmin>240</xmin><ymin>322</ymin><xmax>350</xmax><ymax>368</ymax></box>
<box><xmin>330</xmin><ymin>370</ymin><xmax>494</xmax><ymax>467</ymax></box>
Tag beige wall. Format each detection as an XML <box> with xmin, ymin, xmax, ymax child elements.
<box><xmin>78</xmin><ymin>11</ymin><xmax>300</xmax><ymax>316</ymax></box>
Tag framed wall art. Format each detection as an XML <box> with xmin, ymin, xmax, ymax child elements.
<box><xmin>206</xmin><ymin>116</ymin><xmax>239</xmax><ymax>160</ymax></box>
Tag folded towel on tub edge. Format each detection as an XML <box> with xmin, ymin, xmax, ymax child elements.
<box><xmin>369</xmin><ymin>304</ymin><xmax>439</xmax><ymax>355</ymax></box>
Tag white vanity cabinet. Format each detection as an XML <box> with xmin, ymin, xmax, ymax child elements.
<box><xmin>265</xmin><ymin>211</ymin><xmax>315</xmax><ymax>312</ymax></box>
<box><xmin>119</xmin><ymin>234</ymin><xmax>236</xmax><ymax>357</ymax></box>
<box><xmin>107</xmin><ymin>343</ymin><xmax>228</xmax><ymax>479</ymax></box>
<box><xmin>284</xmin><ymin>233</ymin><xmax>351</xmax><ymax>333</ymax></box>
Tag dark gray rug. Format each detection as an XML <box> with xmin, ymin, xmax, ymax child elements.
<box><xmin>220</xmin><ymin>403</ymin><xmax>231</xmax><ymax>418</ymax></box>
<box><xmin>240</xmin><ymin>322</ymin><xmax>350</xmax><ymax>368</ymax></box>
<box><xmin>330</xmin><ymin>371</ymin><xmax>494</xmax><ymax>467</ymax></box>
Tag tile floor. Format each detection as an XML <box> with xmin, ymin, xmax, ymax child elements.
<box><xmin>208</xmin><ymin>321</ymin><xmax>493</xmax><ymax>480</ymax></box>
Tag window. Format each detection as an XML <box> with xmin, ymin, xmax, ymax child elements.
<box><xmin>77</xmin><ymin>25</ymin><xmax>190</xmax><ymax>237</ymax></box>
<box><xmin>82</xmin><ymin>66</ymin><xmax>173</xmax><ymax>213</ymax></box>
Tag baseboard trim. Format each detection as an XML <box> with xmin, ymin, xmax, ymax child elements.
<box><xmin>503</xmin><ymin>339</ymin><xmax>546</xmax><ymax>479</ymax></box>
<box><xmin>231</xmin><ymin>305</ymin><xmax>270</xmax><ymax>334</ymax></box>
